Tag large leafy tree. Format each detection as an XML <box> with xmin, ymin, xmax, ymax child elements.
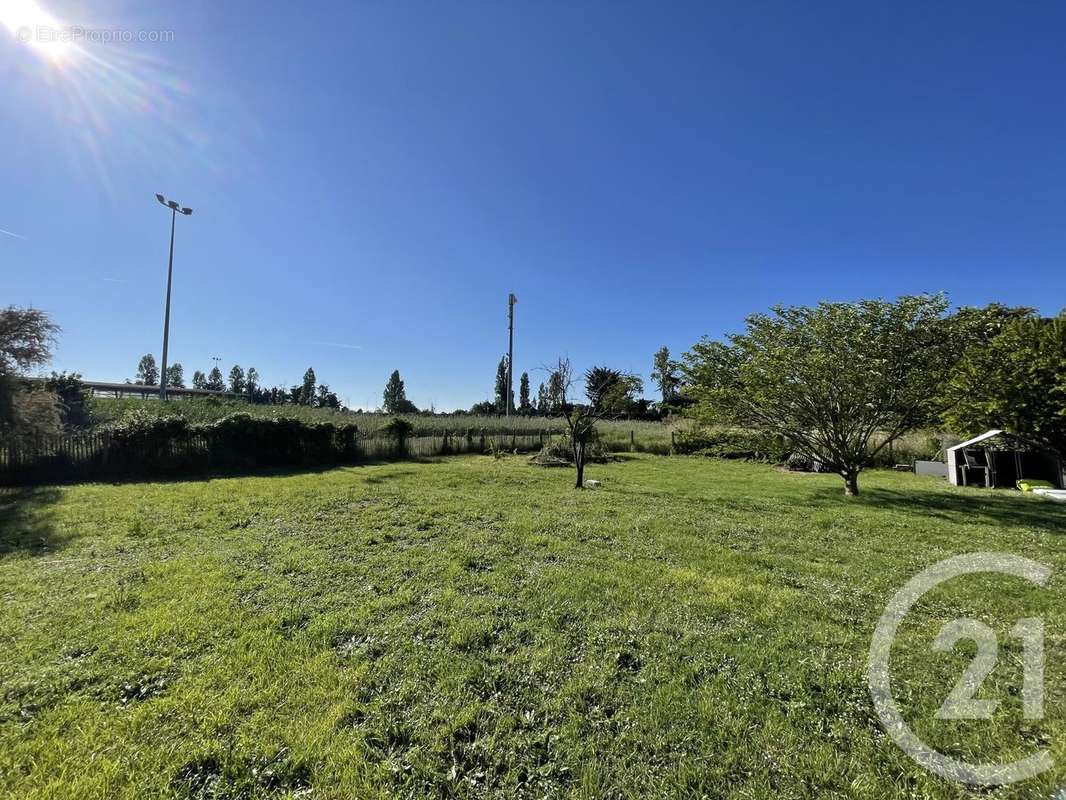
<box><xmin>519</xmin><ymin>372</ymin><xmax>531</xmax><ymax>413</ymax></box>
<box><xmin>316</xmin><ymin>383</ymin><xmax>341</xmax><ymax>409</ymax></box>
<box><xmin>383</xmin><ymin>370</ymin><xmax>418</xmax><ymax>413</ymax></box>
<box><xmin>584</xmin><ymin>366</ymin><xmax>643</xmax><ymax>416</ymax></box>
<box><xmin>0</xmin><ymin>308</ymin><xmax>60</xmax><ymax>434</ymax></box>
<box><xmin>944</xmin><ymin>313</ymin><xmax>1066</xmax><ymax>456</ymax></box>
<box><xmin>494</xmin><ymin>356</ymin><xmax>513</xmax><ymax>414</ymax></box>
<box><xmin>246</xmin><ymin>367</ymin><xmax>260</xmax><ymax>398</ymax></box>
<box><xmin>300</xmin><ymin>367</ymin><xmax>316</xmax><ymax>406</ymax></box>
<box><xmin>206</xmin><ymin>366</ymin><xmax>225</xmax><ymax>391</ymax></box>
<box><xmin>0</xmin><ymin>306</ymin><xmax>58</xmax><ymax>376</ymax></box>
<box><xmin>651</xmin><ymin>346</ymin><xmax>679</xmax><ymax>403</ymax></box>
<box><xmin>136</xmin><ymin>354</ymin><xmax>159</xmax><ymax>386</ymax></box>
<box><xmin>228</xmin><ymin>365</ymin><xmax>245</xmax><ymax>394</ymax></box>
<box><xmin>682</xmin><ymin>295</ymin><xmax>960</xmax><ymax>496</ymax></box>
<box><xmin>165</xmin><ymin>363</ymin><xmax>185</xmax><ymax>389</ymax></box>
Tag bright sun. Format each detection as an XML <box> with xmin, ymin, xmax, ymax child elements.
<box><xmin>1</xmin><ymin>0</ymin><xmax>74</xmax><ymax>62</ymax></box>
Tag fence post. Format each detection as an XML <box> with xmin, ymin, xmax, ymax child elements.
<box><xmin>671</xmin><ymin>430</ymin><xmax>676</xmax><ymax>455</ymax></box>
<box><xmin>630</xmin><ymin>429</ymin><xmax>635</xmax><ymax>452</ymax></box>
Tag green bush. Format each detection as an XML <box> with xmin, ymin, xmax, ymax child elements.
<box><xmin>200</xmin><ymin>414</ymin><xmax>361</xmax><ymax>468</ymax></box>
<box><xmin>44</xmin><ymin>372</ymin><xmax>91</xmax><ymax>429</ymax></box>
<box><xmin>96</xmin><ymin>411</ymin><xmax>361</xmax><ymax>475</ymax></box>
<box><xmin>673</xmin><ymin>429</ymin><xmax>789</xmax><ymax>462</ymax></box>
<box><xmin>381</xmin><ymin>418</ymin><xmax>414</xmax><ymax>456</ymax></box>
<box><xmin>106</xmin><ymin>408</ymin><xmax>191</xmax><ymax>444</ymax></box>
<box><xmin>529</xmin><ymin>432</ymin><xmax>610</xmax><ymax>467</ymax></box>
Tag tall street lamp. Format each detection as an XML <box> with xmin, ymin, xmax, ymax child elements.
<box><xmin>155</xmin><ymin>193</ymin><xmax>193</xmax><ymax>400</ymax></box>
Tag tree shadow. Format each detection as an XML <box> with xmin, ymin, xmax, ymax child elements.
<box><xmin>363</xmin><ymin>469</ymin><xmax>419</xmax><ymax>485</ymax></box>
<box><xmin>802</xmin><ymin>484</ymin><xmax>1066</xmax><ymax>536</ymax></box>
<box><xmin>0</xmin><ymin>487</ymin><xmax>64</xmax><ymax>555</ymax></box>
<box><xmin>2</xmin><ymin>455</ymin><xmax>461</xmax><ymax>489</ymax></box>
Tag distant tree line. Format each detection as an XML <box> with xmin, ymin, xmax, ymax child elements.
<box><xmin>131</xmin><ymin>355</ymin><xmax>341</xmax><ymax>409</ymax></box>
<box><xmin>458</xmin><ymin>355</ymin><xmax>658</xmax><ymax>419</ymax></box>
<box><xmin>4</xmin><ymin>300</ymin><xmax>1064</xmax><ymax>501</ymax></box>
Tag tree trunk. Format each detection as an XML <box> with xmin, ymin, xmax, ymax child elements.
<box><xmin>844</xmin><ymin>470</ymin><xmax>859</xmax><ymax>496</ymax></box>
<box><xmin>575</xmin><ymin>441</ymin><xmax>585</xmax><ymax>488</ymax></box>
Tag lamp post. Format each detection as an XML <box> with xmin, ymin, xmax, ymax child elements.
<box><xmin>155</xmin><ymin>193</ymin><xmax>193</xmax><ymax>400</ymax></box>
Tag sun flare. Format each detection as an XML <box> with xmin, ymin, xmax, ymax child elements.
<box><xmin>1</xmin><ymin>0</ymin><xmax>74</xmax><ymax>62</ymax></box>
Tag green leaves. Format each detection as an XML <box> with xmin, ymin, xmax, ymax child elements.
<box><xmin>943</xmin><ymin>312</ymin><xmax>1066</xmax><ymax>455</ymax></box>
<box><xmin>681</xmin><ymin>295</ymin><xmax>957</xmax><ymax>494</ymax></box>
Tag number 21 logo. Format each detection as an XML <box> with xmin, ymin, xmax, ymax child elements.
<box><xmin>934</xmin><ymin>616</ymin><xmax>1044</xmax><ymax>720</ymax></box>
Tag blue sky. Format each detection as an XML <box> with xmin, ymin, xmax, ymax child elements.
<box><xmin>3</xmin><ymin>1</ymin><xmax>1065</xmax><ymax>410</ymax></box>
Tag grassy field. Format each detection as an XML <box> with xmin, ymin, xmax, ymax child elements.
<box><xmin>2</xmin><ymin>455</ymin><xmax>1065</xmax><ymax>798</ymax></box>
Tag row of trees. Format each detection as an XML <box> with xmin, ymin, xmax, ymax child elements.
<box><xmin>133</xmin><ymin>355</ymin><xmax>341</xmax><ymax>409</ymax></box>
<box><xmin>458</xmin><ymin>356</ymin><xmax>653</xmax><ymax>418</ymax></box>
<box><xmin>379</xmin><ymin>344</ymin><xmax>687</xmax><ymax>420</ymax></box>
<box><xmin>679</xmin><ymin>296</ymin><xmax>1065</xmax><ymax>496</ymax></box>
<box><xmin>8</xmin><ymin>301</ymin><xmax>1063</xmax><ymax>498</ymax></box>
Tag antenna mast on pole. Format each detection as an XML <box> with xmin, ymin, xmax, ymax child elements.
<box><xmin>507</xmin><ymin>293</ymin><xmax>517</xmax><ymax>418</ymax></box>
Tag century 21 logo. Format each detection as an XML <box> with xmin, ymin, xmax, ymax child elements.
<box><xmin>868</xmin><ymin>553</ymin><xmax>1052</xmax><ymax>787</ymax></box>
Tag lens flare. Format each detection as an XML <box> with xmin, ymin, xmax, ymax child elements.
<box><xmin>1</xmin><ymin>0</ymin><xmax>75</xmax><ymax>62</ymax></box>
<box><xmin>4</xmin><ymin>0</ymin><xmax>255</xmax><ymax>195</ymax></box>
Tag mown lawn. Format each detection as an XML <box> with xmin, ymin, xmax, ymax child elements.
<box><xmin>1</xmin><ymin>455</ymin><xmax>1065</xmax><ymax>799</ymax></box>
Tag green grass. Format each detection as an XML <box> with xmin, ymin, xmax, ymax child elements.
<box><xmin>2</xmin><ymin>455</ymin><xmax>1065</xmax><ymax>798</ymax></box>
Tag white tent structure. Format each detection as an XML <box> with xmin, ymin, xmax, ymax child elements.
<box><xmin>946</xmin><ymin>430</ymin><xmax>1003</xmax><ymax>487</ymax></box>
<box><xmin>946</xmin><ymin>429</ymin><xmax>1063</xmax><ymax>489</ymax></box>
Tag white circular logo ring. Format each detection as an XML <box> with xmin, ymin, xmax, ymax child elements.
<box><xmin>868</xmin><ymin>552</ymin><xmax>1053</xmax><ymax>786</ymax></box>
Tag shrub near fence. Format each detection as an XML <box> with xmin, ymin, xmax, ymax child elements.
<box><xmin>0</xmin><ymin>412</ymin><xmax>569</xmax><ymax>486</ymax></box>
<box><xmin>672</xmin><ymin>429</ymin><xmax>790</xmax><ymax>462</ymax></box>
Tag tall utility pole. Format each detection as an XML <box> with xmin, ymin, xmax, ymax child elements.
<box><xmin>155</xmin><ymin>194</ymin><xmax>193</xmax><ymax>400</ymax></box>
<box><xmin>506</xmin><ymin>293</ymin><xmax>517</xmax><ymax>418</ymax></box>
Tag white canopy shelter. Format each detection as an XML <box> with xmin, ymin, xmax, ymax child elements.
<box><xmin>946</xmin><ymin>429</ymin><xmax>1063</xmax><ymax>489</ymax></box>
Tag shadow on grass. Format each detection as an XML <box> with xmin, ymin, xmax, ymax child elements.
<box><xmin>0</xmin><ymin>452</ymin><xmax>511</xmax><ymax>490</ymax></box>
<box><xmin>803</xmin><ymin>485</ymin><xmax>1066</xmax><ymax>535</ymax></box>
<box><xmin>2</xmin><ymin>458</ymin><xmax>429</xmax><ymax>489</ymax></box>
<box><xmin>0</xmin><ymin>487</ymin><xmax>64</xmax><ymax>555</ymax></box>
<box><xmin>364</xmin><ymin>469</ymin><xmax>420</xmax><ymax>485</ymax></box>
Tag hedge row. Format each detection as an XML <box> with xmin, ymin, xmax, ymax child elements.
<box><xmin>672</xmin><ymin>429</ymin><xmax>791</xmax><ymax>462</ymax></box>
<box><xmin>105</xmin><ymin>409</ymin><xmax>369</xmax><ymax>470</ymax></box>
